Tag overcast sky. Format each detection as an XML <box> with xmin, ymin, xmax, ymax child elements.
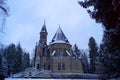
<box><xmin>0</xmin><ymin>0</ymin><xmax>103</xmax><ymax>57</ymax></box>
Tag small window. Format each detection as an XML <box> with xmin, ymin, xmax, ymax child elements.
<box><xmin>58</xmin><ymin>63</ymin><xmax>61</xmax><ymax>70</ymax></box>
<box><xmin>43</xmin><ymin>48</ymin><xmax>45</xmax><ymax>56</ymax></box>
<box><xmin>37</xmin><ymin>64</ymin><xmax>39</xmax><ymax>69</ymax></box>
<box><xmin>44</xmin><ymin>63</ymin><xmax>46</xmax><ymax>69</ymax></box>
<box><xmin>62</xmin><ymin>63</ymin><xmax>65</xmax><ymax>70</ymax></box>
<box><xmin>48</xmin><ymin>64</ymin><xmax>50</xmax><ymax>70</ymax></box>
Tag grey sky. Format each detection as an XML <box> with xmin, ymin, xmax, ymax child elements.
<box><xmin>0</xmin><ymin>0</ymin><xmax>103</xmax><ymax>57</ymax></box>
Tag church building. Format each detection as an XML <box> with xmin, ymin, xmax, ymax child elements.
<box><xmin>33</xmin><ymin>22</ymin><xmax>83</xmax><ymax>73</ymax></box>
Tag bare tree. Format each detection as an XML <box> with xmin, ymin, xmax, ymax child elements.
<box><xmin>0</xmin><ymin>0</ymin><xmax>9</xmax><ymax>32</ymax></box>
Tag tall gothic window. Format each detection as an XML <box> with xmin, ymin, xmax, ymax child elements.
<box><xmin>58</xmin><ymin>48</ymin><xmax>63</xmax><ymax>57</ymax></box>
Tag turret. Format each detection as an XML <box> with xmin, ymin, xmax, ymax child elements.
<box><xmin>40</xmin><ymin>21</ymin><xmax>48</xmax><ymax>45</ymax></box>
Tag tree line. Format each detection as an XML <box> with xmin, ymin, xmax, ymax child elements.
<box><xmin>73</xmin><ymin>37</ymin><xmax>99</xmax><ymax>74</ymax></box>
<box><xmin>0</xmin><ymin>43</ymin><xmax>30</xmax><ymax>77</ymax></box>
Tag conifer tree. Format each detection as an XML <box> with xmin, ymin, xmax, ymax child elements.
<box><xmin>3</xmin><ymin>43</ymin><xmax>16</xmax><ymax>75</ymax></box>
<box><xmin>16</xmin><ymin>43</ymin><xmax>22</xmax><ymax>72</ymax></box>
<box><xmin>81</xmin><ymin>52</ymin><xmax>89</xmax><ymax>73</ymax></box>
<box><xmin>88</xmin><ymin>37</ymin><xmax>98</xmax><ymax>73</ymax></box>
<box><xmin>0</xmin><ymin>48</ymin><xmax>8</xmax><ymax>77</ymax></box>
<box><xmin>26</xmin><ymin>53</ymin><xmax>30</xmax><ymax>68</ymax></box>
<box><xmin>73</xmin><ymin>44</ymin><xmax>81</xmax><ymax>56</ymax></box>
<box><xmin>22</xmin><ymin>52</ymin><xmax>30</xmax><ymax>70</ymax></box>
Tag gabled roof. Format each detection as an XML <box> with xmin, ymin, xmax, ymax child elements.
<box><xmin>40</xmin><ymin>21</ymin><xmax>47</xmax><ymax>33</ymax></box>
<box><xmin>51</xmin><ymin>27</ymin><xmax>69</xmax><ymax>43</ymax></box>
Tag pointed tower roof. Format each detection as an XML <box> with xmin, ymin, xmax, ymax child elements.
<box><xmin>51</xmin><ymin>26</ymin><xmax>69</xmax><ymax>43</ymax></box>
<box><xmin>40</xmin><ymin>20</ymin><xmax>47</xmax><ymax>33</ymax></box>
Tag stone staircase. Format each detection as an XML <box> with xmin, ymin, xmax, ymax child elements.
<box><xmin>12</xmin><ymin>68</ymin><xmax>51</xmax><ymax>78</ymax></box>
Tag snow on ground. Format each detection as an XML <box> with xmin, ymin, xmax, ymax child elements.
<box><xmin>5</xmin><ymin>78</ymin><xmax>120</xmax><ymax>80</ymax></box>
<box><xmin>5</xmin><ymin>78</ymin><xmax>86</xmax><ymax>80</ymax></box>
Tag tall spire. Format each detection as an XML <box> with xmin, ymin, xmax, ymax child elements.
<box><xmin>40</xmin><ymin>20</ymin><xmax>47</xmax><ymax>33</ymax></box>
<box><xmin>52</xmin><ymin>26</ymin><xmax>69</xmax><ymax>43</ymax></box>
<box><xmin>39</xmin><ymin>20</ymin><xmax>48</xmax><ymax>45</ymax></box>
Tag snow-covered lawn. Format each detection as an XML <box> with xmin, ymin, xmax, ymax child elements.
<box><xmin>5</xmin><ymin>78</ymin><xmax>81</xmax><ymax>80</ymax></box>
<box><xmin>5</xmin><ymin>78</ymin><xmax>49</xmax><ymax>80</ymax></box>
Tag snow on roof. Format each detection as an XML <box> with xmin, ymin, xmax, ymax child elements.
<box><xmin>66</xmin><ymin>50</ymin><xmax>71</xmax><ymax>56</ymax></box>
<box><xmin>51</xmin><ymin>50</ymin><xmax>56</xmax><ymax>56</ymax></box>
<box><xmin>51</xmin><ymin>27</ymin><xmax>69</xmax><ymax>44</ymax></box>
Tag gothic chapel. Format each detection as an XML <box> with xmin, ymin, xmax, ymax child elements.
<box><xmin>33</xmin><ymin>22</ymin><xmax>83</xmax><ymax>73</ymax></box>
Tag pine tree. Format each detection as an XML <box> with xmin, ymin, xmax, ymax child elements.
<box><xmin>0</xmin><ymin>48</ymin><xmax>8</xmax><ymax>77</ymax></box>
<box><xmin>26</xmin><ymin>53</ymin><xmax>30</xmax><ymax>68</ymax></box>
<box><xmin>78</xmin><ymin>0</ymin><xmax>120</xmax><ymax>29</ymax></box>
<box><xmin>81</xmin><ymin>52</ymin><xmax>89</xmax><ymax>73</ymax></box>
<box><xmin>15</xmin><ymin>43</ymin><xmax>22</xmax><ymax>73</ymax></box>
<box><xmin>88</xmin><ymin>37</ymin><xmax>98</xmax><ymax>73</ymax></box>
<box><xmin>99</xmin><ymin>41</ymin><xmax>120</xmax><ymax>76</ymax></box>
<box><xmin>22</xmin><ymin>52</ymin><xmax>30</xmax><ymax>70</ymax></box>
<box><xmin>4</xmin><ymin>43</ymin><xmax>16</xmax><ymax>75</ymax></box>
<box><xmin>73</xmin><ymin>44</ymin><xmax>81</xmax><ymax>56</ymax></box>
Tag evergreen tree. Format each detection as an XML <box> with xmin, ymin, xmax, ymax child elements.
<box><xmin>15</xmin><ymin>43</ymin><xmax>22</xmax><ymax>73</ymax></box>
<box><xmin>99</xmin><ymin>42</ymin><xmax>120</xmax><ymax>77</ymax></box>
<box><xmin>0</xmin><ymin>48</ymin><xmax>8</xmax><ymax>77</ymax></box>
<box><xmin>78</xmin><ymin>0</ymin><xmax>120</xmax><ymax>29</ymax></box>
<box><xmin>4</xmin><ymin>43</ymin><xmax>16</xmax><ymax>75</ymax></box>
<box><xmin>73</xmin><ymin>44</ymin><xmax>81</xmax><ymax>56</ymax></box>
<box><xmin>81</xmin><ymin>52</ymin><xmax>89</xmax><ymax>73</ymax></box>
<box><xmin>22</xmin><ymin>52</ymin><xmax>30</xmax><ymax>70</ymax></box>
<box><xmin>88</xmin><ymin>37</ymin><xmax>98</xmax><ymax>73</ymax></box>
<box><xmin>26</xmin><ymin>53</ymin><xmax>30</xmax><ymax>68</ymax></box>
<box><xmin>78</xmin><ymin>0</ymin><xmax>120</xmax><ymax>77</ymax></box>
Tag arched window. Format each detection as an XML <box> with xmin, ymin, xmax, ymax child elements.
<box><xmin>58</xmin><ymin>63</ymin><xmax>61</xmax><ymax>70</ymax></box>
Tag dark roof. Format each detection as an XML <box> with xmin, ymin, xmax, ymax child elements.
<box><xmin>40</xmin><ymin>21</ymin><xmax>47</xmax><ymax>33</ymax></box>
<box><xmin>51</xmin><ymin>27</ymin><xmax>69</xmax><ymax>43</ymax></box>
